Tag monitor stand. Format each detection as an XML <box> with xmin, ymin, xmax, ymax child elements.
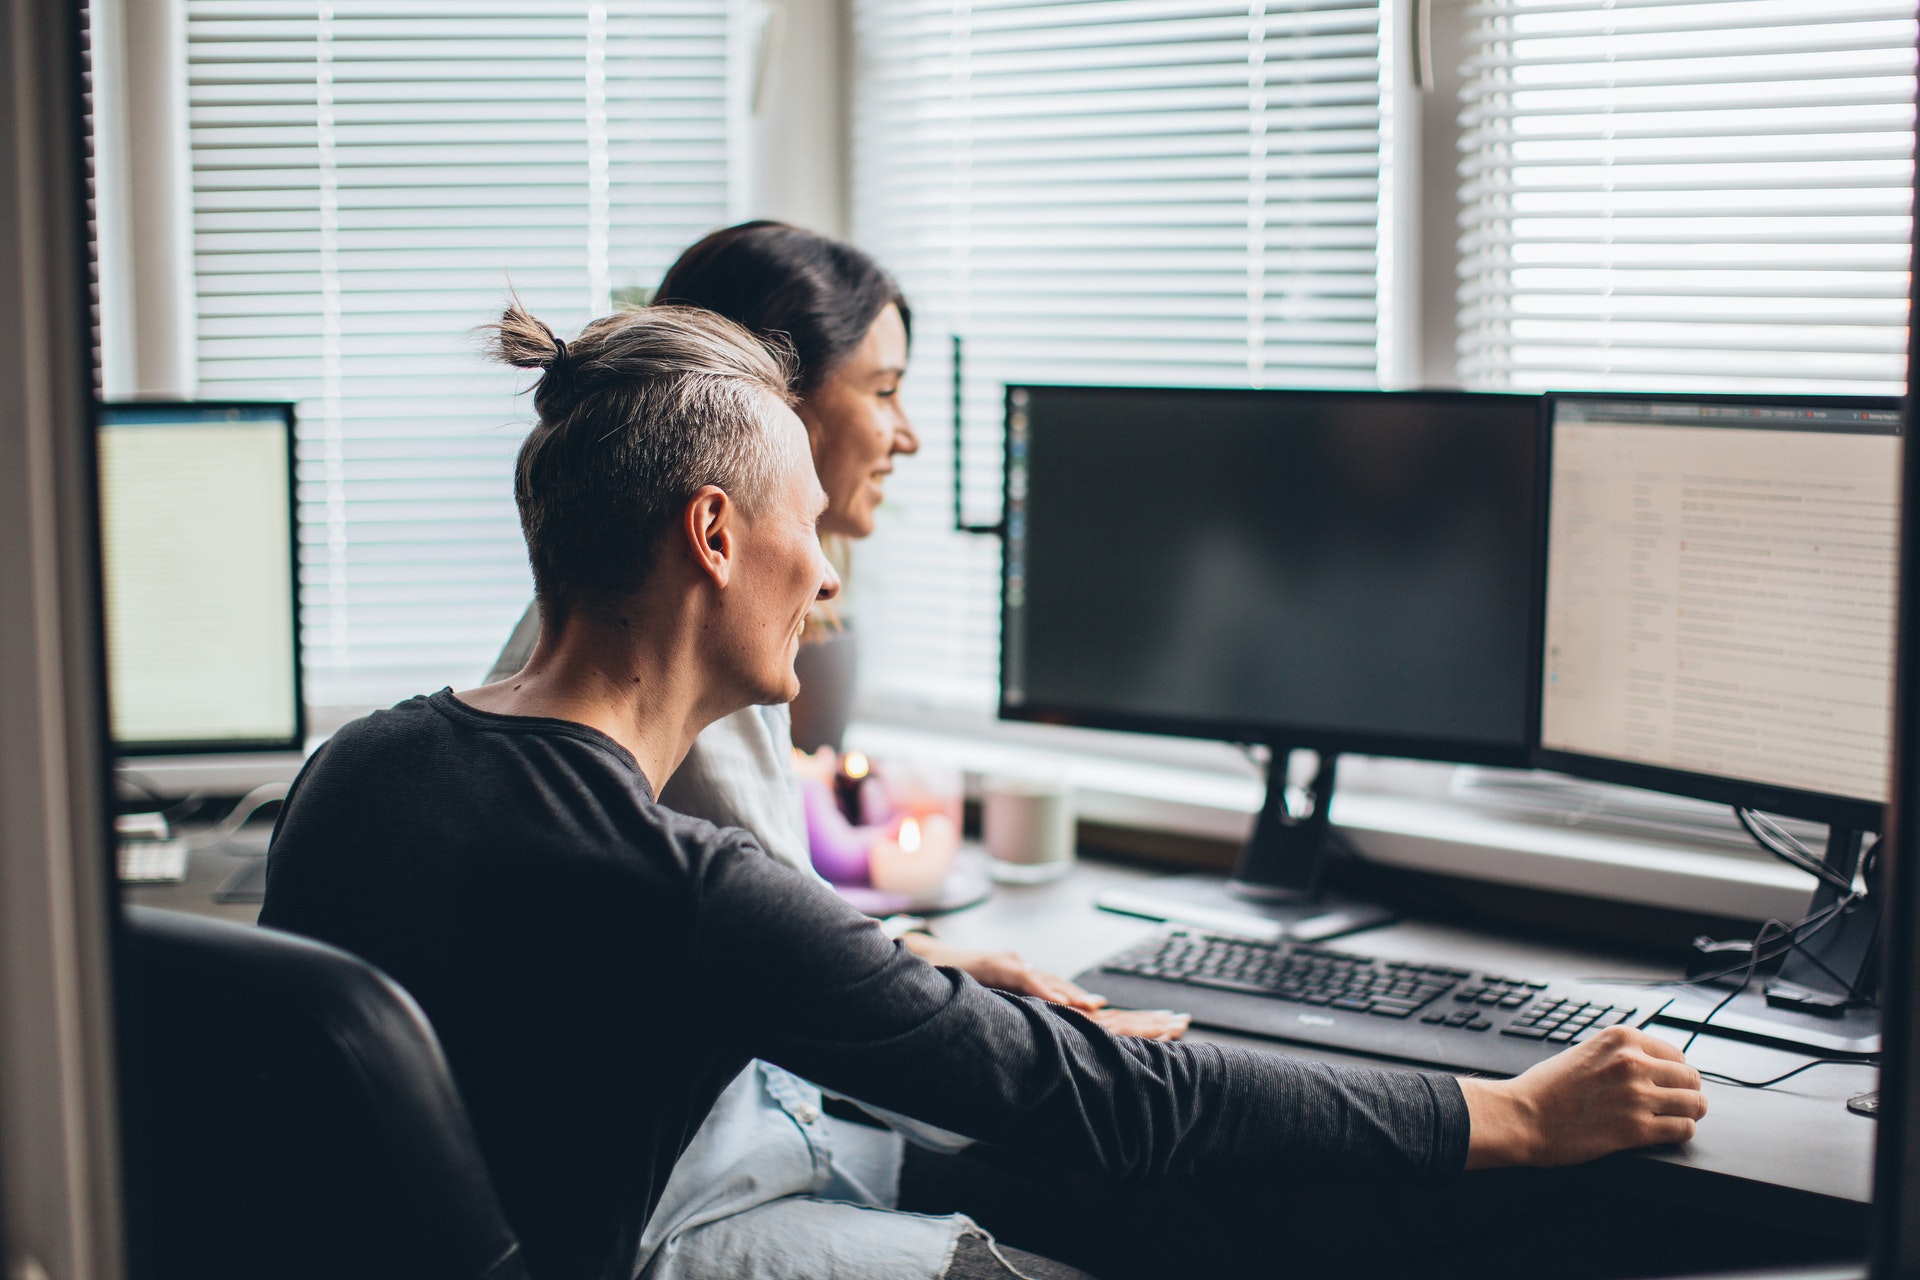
<box><xmin>1653</xmin><ymin>823</ymin><xmax>1882</xmax><ymax>1056</ymax></box>
<box><xmin>1094</xmin><ymin>747</ymin><xmax>1396</xmax><ymax>944</ymax></box>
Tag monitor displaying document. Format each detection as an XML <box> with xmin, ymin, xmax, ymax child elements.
<box><xmin>1538</xmin><ymin>394</ymin><xmax>1902</xmax><ymax>824</ymax></box>
<box><xmin>97</xmin><ymin>402</ymin><xmax>303</xmax><ymax>754</ymax></box>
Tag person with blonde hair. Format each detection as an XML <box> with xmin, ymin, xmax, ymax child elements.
<box><xmin>484</xmin><ymin>224</ymin><xmax>1185</xmax><ymax>1280</ymax></box>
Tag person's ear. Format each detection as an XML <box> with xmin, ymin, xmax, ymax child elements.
<box><xmin>682</xmin><ymin>485</ymin><xmax>734</xmax><ymax>588</ymax></box>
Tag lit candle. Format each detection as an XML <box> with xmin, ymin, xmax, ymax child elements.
<box><xmin>834</xmin><ymin>750</ymin><xmax>871</xmax><ymax>823</ymax></box>
<box><xmin>868</xmin><ymin>812</ymin><xmax>959</xmax><ymax>898</ymax></box>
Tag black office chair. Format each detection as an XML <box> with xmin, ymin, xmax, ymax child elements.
<box><xmin>119</xmin><ymin>905</ymin><xmax>530</xmax><ymax>1280</ymax></box>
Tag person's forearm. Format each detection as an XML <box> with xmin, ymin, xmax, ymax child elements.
<box><xmin>1459</xmin><ymin>1077</ymin><xmax>1537</xmax><ymax>1169</ymax></box>
<box><xmin>702</xmin><ymin>850</ymin><xmax>1471</xmax><ymax>1186</ymax></box>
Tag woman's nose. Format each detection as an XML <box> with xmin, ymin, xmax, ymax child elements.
<box><xmin>816</xmin><ymin>557</ymin><xmax>843</xmax><ymax>602</ymax></box>
<box><xmin>893</xmin><ymin>410</ymin><xmax>920</xmax><ymax>456</ymax></box>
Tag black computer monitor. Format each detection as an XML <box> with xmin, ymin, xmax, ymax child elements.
<box><xmin>1538</xmin><ymin>392</ymin><xmax>1902</xmax><ymax>1030</ymax></box>
<box><xmin>1000</xmin><ymin>384</ymin><xmax>1544</xmax><ymax>905</ymax></box>
<box><xmin>96</xmin><ymin>401</ymin><xmax>304</xmax><ymax>757</ymax></box>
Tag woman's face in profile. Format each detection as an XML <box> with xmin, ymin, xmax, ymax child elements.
<box><xmin>799</xmin><ymin>303</ymin><xmax>918</xmax><ymax>539</ymax></box>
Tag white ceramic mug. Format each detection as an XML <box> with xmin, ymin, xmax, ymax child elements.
<box><xmin>982</xmin><ymin>776</ymin><xmax>1076</xmax><ymax>883</ymax></box>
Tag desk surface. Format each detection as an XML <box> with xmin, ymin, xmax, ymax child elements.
<box><xmin>127</xmin><ymin>839</ymin><xmax>1879</xmax><ymax>1231</ymax></box>
<box><xmin>931</xmin><ymin>856</ymin><xmax>1878</xmax><ymax>1225</ymax></box>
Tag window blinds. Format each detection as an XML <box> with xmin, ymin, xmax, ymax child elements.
<box><xmin>848</xmin><ymin>0</ymin><xmax>1389</xmax><ymax>713</ymax></box>
<box><xmin>1457</xmin><ymin>0</ymin><xmax>1916</xmax><ymax>395</ymax></box>
<box><xmin>186</xmin><ymin>1</ymin><xmax>735</xmax><ymax>709</ymax></box>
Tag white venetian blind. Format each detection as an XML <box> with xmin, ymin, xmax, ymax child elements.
<box><xmin>186</xmin><ymin>1</ymin><xmax>736</xmax><ymax>708</ymax></box>
<box><xmin>849</xmin><ymin>0</ymin><xmax>1392</xmax><ymax>712</ymax></box>
<box><xmin>1458</xmin><ymin>0</ymin><xmax>1916</xmax><ymax>394</ymax></box>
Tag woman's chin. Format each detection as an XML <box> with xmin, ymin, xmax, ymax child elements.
<box><xmin>829</xmin><ymin>499</ymin><xmax>879</xmax><ymax>540</ymax></box>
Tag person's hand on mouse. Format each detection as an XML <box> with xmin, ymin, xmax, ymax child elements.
<box><xmin>902</xmin><ymin>935</ymin><xmax>1190</xmax><ymax>1041</ymax></box>
<box><xmin>1460</xmin><ymin>1026</ymin><xmax>1707</xmax><ymax>1168</ymax></box>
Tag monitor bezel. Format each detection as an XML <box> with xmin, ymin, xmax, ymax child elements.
<box><xmin>996</xmin><ymin>384</ymin><xmax>1549</xmax><ymax>770</ymax></box>
<box><xmin>1532</xmin><ymin>389</ymin><xmax>1904</xmax><ymax>831</ymax></box>
<box><xmin>98</xmin><ymin>399</ymin><xmax>307</xmax><ymax>758</ymax></box>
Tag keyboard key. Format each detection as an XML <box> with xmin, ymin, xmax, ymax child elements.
<box><xmin>1421</xmin><ymin>1012</ymin><xmax>1447</xmax><ymax>1024</ymax></box>
<box><xmin>1187</xmin><ymin>975</ymin><xmax>1273</xmax><ymax>996</ymax></box>
<box><xmin>1332</xmin><ymin>997</ymin><xmax>1373</xmax><ymax>1011</ymax></box>
<box><xmin>1548</xmin><ymin>1030</ymin><xmax>1576</xmax><ymax>1043</ymax></box>
<box><xmin>1502</xmin><ymin>1026</ymin><xmax>1551</xmax><ymax>1040</ymax></box>
<box><xmin>1370</xmin><ymin>1006</ymin><xmax>1414</xmax><ymax>1019</ymax></box>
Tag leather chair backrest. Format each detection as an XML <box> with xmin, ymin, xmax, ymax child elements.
<box><xmin>120</xmin><ymin>905</ymin><xmax>530</xmax><ymax>1280</ymax></box>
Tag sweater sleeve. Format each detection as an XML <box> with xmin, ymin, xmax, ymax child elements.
<box><xmin>685</xmin><ymin>835</ymin><xmax>1469</xmax><ymax>1185</ymax></box>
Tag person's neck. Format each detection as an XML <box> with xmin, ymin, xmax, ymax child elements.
<box><xmin>455</xmin><ymin>598</ymin><xmax>726</xmax><ymax>794</ymax></box>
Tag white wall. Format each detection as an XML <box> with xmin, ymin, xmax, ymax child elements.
<box><xmin>741</xmin><ymin>0</ymin><xmax>850</xmax><ymax>236</ymax></box>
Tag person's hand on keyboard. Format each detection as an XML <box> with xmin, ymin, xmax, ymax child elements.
<box><xmin>903</xmin><ymin>936</ymin><xmax>1190</xmax><ymax>1041</ymax></box>
<box><xmin>1459</xmin><ymin>1026</ymin><xmax>1707</xmax><ymax>1168</ymax></box>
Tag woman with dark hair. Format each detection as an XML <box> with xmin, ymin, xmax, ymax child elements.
<box><xmin>484</xmin><ymin>222</ymin><xmax>1177</xmax><ymax>1280</ymax></box>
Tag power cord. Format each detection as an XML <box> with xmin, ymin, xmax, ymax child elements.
<box><xmin>184</xmin><ymin>782</ymin><xmax>291</xmax><ymax>851</ymax></box>
<box><xmin>1682</xmin><ymin>914</ymin><xmax>1797</xmax><ymax>1054</ymax></box>
<box><xmin>114</xmin><ymin>767</ymin><xmax>213</xmax><ymax>824</ymax></box>
<box><xmin>1579</xmin><ymin>895</ymin><xmax>1851</xmax><ymax>991</ymax></box>
<box><xmin>1697</xmin><ymin>1058</ymin><xmax>1875</xmax><ymax>1090</ymax></box>
<box><xmin>1735</xmin><ymin>807</ymin><xmax>1858</xmax><ymax>895</ymax></box>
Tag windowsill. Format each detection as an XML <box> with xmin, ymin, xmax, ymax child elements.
<box><xmin>114</xmin><ymin>703</ymin><xmax>369</xmax><ymax>800</ymax></box>
<box><xmin>843</xmin><ymin>710</ymin><xmax>1822</xmax><ymax>924</ymax></box>
<box><xmin>121</xmin><ymin>699</ymin><xmax>1826</xmax><ymax>926</ymax></box>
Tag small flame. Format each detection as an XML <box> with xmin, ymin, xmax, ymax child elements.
<box><xmin>898</xmin><ymin>817</ymin><xmax>921</xmax><ymax>853</ymax></box>
<box><xmin>843</xmin><ymin>751</ymin><xmax>870</xmax><ymax>780</ymax></box>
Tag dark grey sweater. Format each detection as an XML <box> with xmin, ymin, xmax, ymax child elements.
<box><xmin>261</xmin><ymin>691</ymin><xmax>1469</xmax><ymax>1280</ymax></box>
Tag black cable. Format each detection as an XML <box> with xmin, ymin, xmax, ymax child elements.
<box><xmin>1736</xmin><ymin>807</ymin><xmax>1853</xmax><ymax>894</ymax></box>
<box><xmin>1580</xmin><ymin>892</ymin><xmax>1853</xmax><ymax>989</ymax></box>
<box><xmin>1697</xmin><ymin>1058</ymin><xmax>1875</xmax><ymax>1090</ymax></box>
<box><xmin>113</xmin><ymin>768</ymin><xmax>211</xmax><ymax>823</ymax></box>
<box><xmin>1684</xmin><ymin>916</ymin><xmax>1790</xmax><ymax>1054</ymax></box>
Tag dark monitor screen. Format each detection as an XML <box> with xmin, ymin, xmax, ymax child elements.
<box><xmin>97</xmin><ymin>401</ymin><xmax>304</xmax><ymax>756</ymax></box>
<box><xmin>1537</xmin><ymin>393</ymin><xmax>1903</xmax><ymax>828</ymax></box>
<box><xmin>1000</xmin><ymin>386</ymin><xmax>1543</xmax><ymax>764</ymax></box>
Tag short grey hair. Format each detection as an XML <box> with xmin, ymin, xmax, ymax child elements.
<box><xmin>486</xmin><ymin>302</ymin><xmax>798</xmax><ymax>618</ymax></box>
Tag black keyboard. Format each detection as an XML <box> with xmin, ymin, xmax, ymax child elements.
<box><xmin>1076</xmin><ymin>928</ymin><xmax>1654</xmax><ymax>1077</ymax></box>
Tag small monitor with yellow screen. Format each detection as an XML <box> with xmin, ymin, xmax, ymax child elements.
<box><xmin>97</xmin><ymin>402</ymin><xmax>302</xmax><ymax>754</ymax></box>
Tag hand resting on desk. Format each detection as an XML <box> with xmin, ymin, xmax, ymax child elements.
<box><xmin>1461</xmin><ymin>1026</ymin><xmax>1707</xmax><ymax>1168</ymax></box>
<box><xmin>903</xmin><ymin>934</ymin><xmax>1192</xmax><ymax>1042</ymax></box>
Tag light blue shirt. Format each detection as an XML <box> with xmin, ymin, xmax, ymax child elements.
<box><xmin>639</xmin><ymin>1062</ymin><xmax>968</xmax><ymax>1280</ymax></box>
